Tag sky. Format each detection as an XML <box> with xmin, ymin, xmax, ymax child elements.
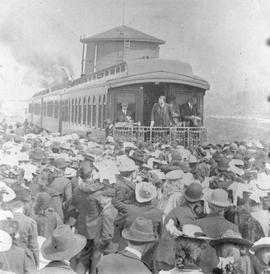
<box><xmin>0</xmin><ymin>0</ymin><xmax>270</xmax><ymax>103</ymax></box>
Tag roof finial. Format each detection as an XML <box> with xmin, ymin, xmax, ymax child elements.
<box><xmin>122</xmin><ymin>0</ymin><xmax>125</xmax><ymax>25</ymax></box>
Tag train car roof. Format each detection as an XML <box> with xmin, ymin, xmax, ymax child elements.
<box><xmin>107</xmin><ymin>59</ymin><xmax>210</xmax><ymax>90</ymax></box>
<box><xmin>80</xmin><ymin>25</ymin><xmax>165</xmax><ymax>44</ymax></box>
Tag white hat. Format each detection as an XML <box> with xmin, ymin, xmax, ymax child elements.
<box><xmin>135</xmin><ymin>182</ymin><xmax>157</xmax><ymax>203</ymax></box>
<box><xmin>64</xmin><ymin>168</ymin><xmax>77</xmax><ymax>178</ymax></box>
<box><xmin>189</xmin><ymin>155</ymin><xmax>198</xmax><ymax>164</ymax></box>
<box><xmin>123</xmin><ymin>142</ymin><xmax>137</xmax><ymax>149</ymax></box>
<box><xmin>0</xmin><ymin>230</ymin><xmax>12</xmax><ymax>252</ymax></box>
<box><xmin>165</xmin><ymin>170</ymin><xmax>184</xmax><ymax>180</ymax></box>
<box><xmin>118</xmin><ymin>156</ymin><xmax>137</xmax><ymax>173</ymax></box>
<box><xmin>0</xmin><ymin>181</ymin><xmax>16</xmax><ymax>202</ymax></box>
<box><xmin>38</xmin><ymin>236</ymin><xmax>50</xmax><ymax>269</ymax></box>
<box><xmin>251</xmin><ymin>237</ymin><xmax>270</xmax><ymax>252</ymax></box>
<box><xmin>181</xmin><ymin>224</ymin><xmax>211</xmax><ymax>240</ymax></box>
<box><xmin>182</xmin><ymin>172</ymin><xmax>194</xmax><ymax>186</ymax></box>
<box><xmin>0</xmin><ymin>209</ymin><xmax>14</xmax><ymax>221</ymax></box>
<box><xmin>228</xmin><ymin>159</ymin><xmax>244</xmax><ymax>176</ymax></box>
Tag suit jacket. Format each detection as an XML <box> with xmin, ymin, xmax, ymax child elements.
<box><xmin>72</xmin><ymin>184</ymin><xmax>102</xmax><ymax>239</ymax></box>
<box><xmin>150</xmin><ymin>103</ymin><xmax>172</xmax><ymax>127</ymax></box>
<box><xmin>13</xmin><ymin>212</ymin><xmax>39</xmax><ymax>269</ymax></box>
<box><xmin>97</xmin><ymin>249</ymin><xmax>151</xmax><ymax>274</ymax></box>
<box><xmin>117</xmin><ymin>110</ymin><xmax>133</xmax><ymax>122</ymax></box>
<box><xmin>164</xmin><ymin>205</ymin><xmax>197</xmax><ymax>229</ymax></box>
<box><xmin>0</xmin><ymin>244</ymin><xmax>33</xmax><ymax>274</ymax></box>
<box><xmin>35</xmin><ymin>261</ymin><xmax>77</xmax><ymax>274</ymax></box>
<box><xmin>49</xmin><ymin>176</ymin><xmax>72</xmax><ymax>202</ymax></box>
<box><xmin>98</xmin><ymin>204</ymin><xmax>118</xmax><ymax>254</ymax></box>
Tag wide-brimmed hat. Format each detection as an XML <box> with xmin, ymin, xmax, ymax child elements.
<box><xmin>165</xmin><ymin>170</ymin><xmax>184</xmax><ymax>180</ymax></box>
<box><xmin>0</xmin><ymin>181</ymin><xmax>16</xmax><ymax>202</ymax></box>
<box><xmin>206</xmin><ymin>189</ymin><xmax>231</xmax><ymax>208</ymax></box>
<box><xmin>41</xmin><ymin>225</ymin><xmax>86</xmax><ymax>261</ymax></box>
<box><xmin>250</xmin><ymin>237</ymin><xmax>270</xmax><ymax>252</ymax></box>
<box><xmin>183</xmin><ymin>182</ymin><xmax>203</xmax><ymax>203</ymax></box>
<box><xmin>0</xmin><ymin>229</ymin><xmax>12</xmax><ymax>252</ymax></box>
<box><xmin>135</xmin><ymin>182</ymin><xmax>157</xmax><ymax>203</ymax></box>
<box><xmin>210</xmin><ymin>230</ymin><xmax>252</xmax><ymax>247</ymax></box>
<box><xmin>54</xmin><ymin>158</ymin><xmax>68</xmax><ymax>169</ymax></box>
<box><xmin>122</xmin><ymin>217</ymin><xmax>157</xmax><ymax>243</ymax></box>
<box><xmin>180</xmin><ymin>224</ymin><xmax>211</xmax><ymax>240</ymax></box>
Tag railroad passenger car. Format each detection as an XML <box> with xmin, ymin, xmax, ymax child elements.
<box><xmin>28</xmin><ymin>25</ymin><xmax>210</xmax><ymax>142</ymax></box>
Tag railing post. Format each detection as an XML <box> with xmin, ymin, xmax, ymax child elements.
<box><xmin>150</xmin><ymin>127</ymin><xmax>153</xmax><ymax>143</ymax></box>
<box><xmin>187</xmin><ymin>128</ymin><xmax>190</xmax><ymax>147</ymax></box>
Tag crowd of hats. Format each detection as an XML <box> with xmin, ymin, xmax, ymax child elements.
<box><xmin>2</xmin><ymin>122</ymin><xmax>270</xmax><ymax>271</ymax></box>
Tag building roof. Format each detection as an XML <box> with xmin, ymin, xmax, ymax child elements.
<box><xmin>81</xmin><ymin>25</ymin><xmax>165</xmax><ymax>44</ymax></box>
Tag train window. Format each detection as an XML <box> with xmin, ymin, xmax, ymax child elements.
<box><xmin>54</xmin><ymin>101</ymin><xmax>58</xmax><ymax>119</ymax></box>
<box><xmin>116</xmin><ymin>66</ymin><xmax>120</xmax><ymax>73</ymax></box>
<box><xmin>28</xmin><ymin>103</ymin><xmax>32</xmax><ymax>114</ymax></box>
<box><xmin>92</xmin><ymin>96</ymin><xmax>96</xmax><ymax>127</ymax></box>
<box><xmin>75</xmin><ymin>98</ymin><xmax>78</xmax><ymax>124</ymax></box>
<box><xmin>102</xmin><ymin>95</ymin><xmax>106</xmax><ymax>128</ymax></box>
<box><xmin>120</xmin><ymin>64</ymin><xmax>125</xmax><ymax>72</ymax></box>
<box><xmin>43</xmin><ymin>102</ymin><xmax>46</xmax><ymax>116</ymax></box>
<box><xmin>68</xmin><ymin>99</ymin><xmax>71</xmax><ymax>122</ymax></box>
<box><xmin>71</xmin><ymin>99</ymin><xmax>74</xmax><ymax>123</ymax></box>
<box><xmin>83</xmin><ymin>97</ymin><xmax>86</xmax><ymax>125</ymax></box>
<box><xmin>78</xmin><ymin>98</ymin><xmax>82</xmax><ymax>125</ymax></box>
<box><xmin>87</xmin><ymin>96</ymin><xmax>91</xmax><ymax>126</ymax></box>
<box><xmin>110</xmin><ymin>68</ymin><xmax>115</xmax><ymax>75</ymax></box>
<box><xmin>105</xmin><ymin>70</ymin><xmax>109</xmax><ymax>76</ymax></box>
<box><xmin>98</xmin><ymin>95</ymin><xmax>102</xmax><ymax>128</ymax></box>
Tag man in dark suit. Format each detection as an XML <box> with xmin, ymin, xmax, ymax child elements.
<box><xmin>97</xmin><ymin>217</ymin><xmax>155</xmax><ymax>274</ymax></box>
<box><xmin>150</xmin><ymin>96</ymin><xmax>172</xmax><ymax>127</ymax></box>
<box><xmin>117</xmin><ymin>103</ymin><xmax>134</xmax><ymax>123</ymax></box>
<box><xmin>181</xmin><ymin>98</ymin><xmax>201</xmax><ymax>126</ymax></box>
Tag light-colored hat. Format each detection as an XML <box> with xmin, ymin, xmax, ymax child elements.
<box><xmin>165</xmin><ymin>170</ymin><xmax>184</xmax><ymax>180</ymax></box>
<box><xmin>0</xmin><ymin>229</ymin><xmax>12</xmax><ymax>252</ymax></box>
<box><xmin>228</xmin><ymin>159</ymin><xmax>244</xmax><ymax>176</ymax></box>
<box><xmin>0</xmin><ymin>209</ymin><xmax>14</xmax><ymax>221</ymax></box>
<box><xmin>41</xmin><ymin>225</ymin><xmax>86</xmax><ymax>261</ymax></box>
<box><xmin>64</xmin><ymin>167</ymin><xmax>77</xmax><ymax>178</ymax></box>
<box><xmin>123</xmin><ymin>142</ymin><xmax>137</xmax><ymax>149</ymax></box>
<box><xmin>0</xmin><ymin>181</ymin><xmax>16</xmax><ymax>202</ymax></box>
<box><xmin>118</xmin><ymin>156</ymin><xmax>137</xmax><ymax>173</ymax></box>
<box><xmin>207</xmin><ymin>189</ymin><xmax>231</xmax><ymax>208</ymax></box>
<box><xmin>182</xmin><ymin>172</ymin><xmax>194</xmax><ymax>186</ymax></box>
<box><xmin>181</xmin><ymin>224</ymin><xmax>211</xmax><ymax>240</ymax></box>
<box><xmin>135</xmin><ymin>182</ymin><xmax>157</xmax><ymax>203</ymax></box>
<box><xmin>251</xmin><ymin>237</ymin><xmax>270</xmax><ymax>252</ymax></box>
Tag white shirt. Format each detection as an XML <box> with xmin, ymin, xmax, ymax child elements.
<box><xmin>125</xmin><ymin>246</ymin><xmax>142</xmax><ymax>259</ymax></box>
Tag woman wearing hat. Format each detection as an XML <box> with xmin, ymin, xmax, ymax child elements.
<box><xmin>210</xmin><ymin>230</ymin><xmax>253</xmax><ymax>274</ymax></box>
<box><xmin>36</xmin><ymin>225</ymin><xmax>86</xmax><ymax>274</ymax></box>
<box><xmin>160</xmin><ymin>224</ymin><xmax>211</xmax><ymax>274</ymax></box>
<box><xmin>0</xmin><ymin>219</ymin><xmax>32</xmax><ymax>274</ymax></box>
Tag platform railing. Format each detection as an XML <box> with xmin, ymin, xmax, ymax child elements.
<box><xmin>113</xmin><ymin>125</ymin><xmax>207</xmax><ymax>146</ymax></box>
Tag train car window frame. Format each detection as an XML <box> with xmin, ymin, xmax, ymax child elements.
<box><xmin>87</xmin><ymin>96</ymin><xmax>91</xmax><ymax>126</ymax></box>
<box><xmin>83</xmin><ymin>97</ymin><xmax>87</xmax><ymax>125</ymax></box>
<box><xmin>71</xmin><ymin>99</ymin><xmax>74</xmax><ymax>123</ymax></box>
<box><xmin>75</xmin><ymin>98</ymin><xmax>78</xmax><ymax>124</ymax></box>
<box><xmin>78</xmin><ymin>98</ymin><xmax>82</xmax><ymax>125</ymax></box>
<box><xmin>102</xmin><ymin>94</ymin><xmax>106</xmax><ymax>128</ymax></box>
<box><xmin>98</xmin><ymin>95</ymin><xmax>102</xmax><ymax>128</ymax></box>
<box><xmin>92</xmin><ymin>96</ymin><xmax>96</xmax><ymax>127</ymax></box>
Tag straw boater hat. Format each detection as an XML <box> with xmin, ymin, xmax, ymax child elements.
<box><xmin>41</xmin><ymin>225</ymin><xmax>86</xmax><ymax>261</ymax></box>
<box><xmin>122</xmin><ymin>217</ymin><xmax>157</xmax><ymax>243</ymax></box>
<box><xmin>210</xmin><ymin>230</ymin><xmax>252</xmax><ymax>248</ymax></box>
<box><xmin>250</xmin><ymin>237</ymin><xmax>270</xmax><ymax>252</ymax></box>
<box><xmin>135</xmin><ymin>182</ymin><xmax>157</xmax><ymax>203</ymax></box>
<box><xmin>206</xmin><ymin>189</ymin><xmax>231</xmax><ymax>208</ymax></box>
<box><xmin>0</xmin><ymin>229</ymin><xmax>12</xmax><ymax>252</ymax></box>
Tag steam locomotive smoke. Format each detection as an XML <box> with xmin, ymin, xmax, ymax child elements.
<box><xmin>0</xmin><ymin>19</ymin><xmax>74</xmax><ymax>88</ymax></box>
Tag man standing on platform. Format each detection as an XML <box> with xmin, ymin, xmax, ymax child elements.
<box><xmin>181</xmin><ymin>97</ymin><xmax>201</xmax><ymax>126</ymax></box>
<box><xmin>150</xmin><ymin>96</ymin><xmax>172</xmax><ymax>127</ymax></box>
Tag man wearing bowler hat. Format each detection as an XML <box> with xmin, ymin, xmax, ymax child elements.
<box><xmin>97</xmin><ymin>217</ymin><xmax>155</xmax><ymax>274</ymax></box>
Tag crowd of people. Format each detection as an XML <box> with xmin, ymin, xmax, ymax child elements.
<box><xmin>0</xmin><ymin>120</ymin><xmax>270</xmax><ymax>273</ymax></box>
